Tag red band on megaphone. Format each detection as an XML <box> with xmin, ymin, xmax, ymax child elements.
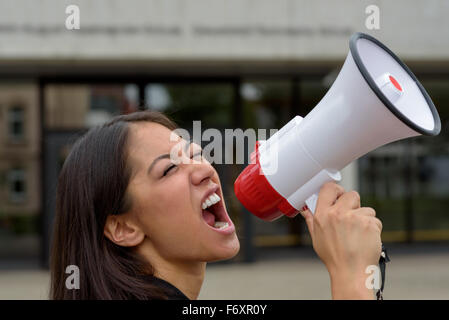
<box><xmin>234</xmin><ymin>141</ymin><xmax>299</xmax><ymax>221</ymax></box>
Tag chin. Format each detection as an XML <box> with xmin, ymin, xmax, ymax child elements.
<box><xmin>207</xmin><ymin>235</ymin><xmax>240</xmax><ymax>262</ymax></box>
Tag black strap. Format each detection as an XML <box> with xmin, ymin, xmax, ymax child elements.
<box><xmin>376</xmin><ymin>244</ymin><xmax>390</xmax><ymax>300</ymax></box>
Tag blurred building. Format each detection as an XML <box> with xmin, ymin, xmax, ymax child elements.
<box><xmin>0</xmin><ymin>0</ymin><xmax>448</xmax><ymax>266</ymax></box>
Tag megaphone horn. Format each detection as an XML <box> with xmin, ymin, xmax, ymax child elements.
<box><xmin>234</xmin><ymin>32</ymin><xmax>441</xmax><ymax>221</ymax></box>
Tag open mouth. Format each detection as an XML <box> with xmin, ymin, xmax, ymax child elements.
<box><xmin>201</xmin><ymin>189</ymin><xmax>232</xmax><ymax>231</ymax></box>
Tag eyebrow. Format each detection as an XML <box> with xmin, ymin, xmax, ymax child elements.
<box><xmin>147</xmin><ymin>153</ymin><xmax>171</xmax><ymax>175</ymax></box>
<box><xmin>147</xmin><ymin>140</ymin><xmax>193</xmax><ymax>175</ymax></box>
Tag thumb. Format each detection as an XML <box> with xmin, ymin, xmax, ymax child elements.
<box><xmin>299</xmin><ymin>206</ymin><xmax>314</xmax><ymax>237</ymax></box>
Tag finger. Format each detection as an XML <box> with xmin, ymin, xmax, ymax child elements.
<box><xmin>299</xmin><ymin>206</ymin><xmax>314</xmax><ymax>235</ymax></box>
<box><xmin>353</xmin><ymin>207</ymin><xmax>376</xmax><ymax>217</ymax></box>
<box><xmin>371</xmin><ymin>217</ymin><xmax>383</xmax><ymax>232</ymax></box>
<box><xmin>334</xmin><ymin>190</ymin><xmax>361</xmax><ymax>211</ymax></box>
<box><xmin>316</xmin><ymin>182</ymin><xmax>345</xmax><ymax>213</ymax></box>
<box><xmin>358</xmin><ymin>214</ymin><xmax>383</xmax><ymax>233</ymax></box>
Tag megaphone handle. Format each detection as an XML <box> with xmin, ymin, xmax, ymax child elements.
<box><xmin>289</xmin><ymin>169</ymin><xmax>342</xmax><ymax>215</ymax></box>
<box><xmin>304</xmin><ymin>193</ymin><xmax>319</xmax><ymax>214</ymax></box>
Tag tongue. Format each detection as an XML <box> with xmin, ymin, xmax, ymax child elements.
<box><xmin>202</xmin><ymin>209</ymin><xmax>216</xmax><ymax>227</ymax></box>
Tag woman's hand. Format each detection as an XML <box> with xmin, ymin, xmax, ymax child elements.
<box><xmin>300</xmin><ymin>182</ymin><xmax>383</xmax><ymax>299</ymax></box>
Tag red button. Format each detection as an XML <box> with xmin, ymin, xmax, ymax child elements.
<box><xmin>389</xmin><ymin>75</ymin><xmax>402</xmax><ymax>92</ymax></box>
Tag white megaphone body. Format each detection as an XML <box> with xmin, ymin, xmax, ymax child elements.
<box><xmin>234</xmin><ymin>32</ymin><xmax>441</xmax><ymax>221</ymax></box>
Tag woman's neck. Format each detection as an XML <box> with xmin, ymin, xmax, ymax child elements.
<box><xmin>153</xmin><ymin>260</ymin><xmax>206</xmax><ymax>300</ymax></box>
<box><xmin>137</xmin><ymin>242</ymin><xmax>206</xmax><ymax>300</ymax></box>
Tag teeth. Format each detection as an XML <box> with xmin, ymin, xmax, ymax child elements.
<box><xmin>202</xmin><ymin>192</ymin><xmax>221</xmax><ymax>210</ymax></box>
<box><xmin>214</xmin><ymin>221</ymin><xmax>229</xmax><ymax>229</ymax></box>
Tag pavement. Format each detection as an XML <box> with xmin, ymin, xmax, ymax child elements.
<box><xmin>1</xmin><ymin>243</ymin><xmax>448</xmax><ymax>300</ymax></box>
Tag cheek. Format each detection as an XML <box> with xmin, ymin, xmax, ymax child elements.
<box><xmin>136</xmin><ymin>179</ymin><xmax>203</xmax><ymax>252</ymax></box>
<box><xmin>153</xmin><ymin>178</ymin><xmax>194</xmax><ymax>225</ymax></box>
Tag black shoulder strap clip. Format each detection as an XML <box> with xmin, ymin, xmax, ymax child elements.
<box><xmin>376</xmin><ymin>243</ymin><xmax>390</xmax><ymax>300</ymax></box>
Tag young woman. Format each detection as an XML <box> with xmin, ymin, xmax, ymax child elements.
<box><xmin>50</xmin><ymin>111</ymin><xmax>382</xmax><ymax>300</ymax></box>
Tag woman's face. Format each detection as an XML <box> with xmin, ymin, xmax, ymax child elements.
<box><xmin>126</xmin><ymin>122</ymin><xmax>240</xmax><ymax>263</ymax></box>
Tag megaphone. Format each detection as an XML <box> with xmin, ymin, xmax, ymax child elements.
<box><xmin>234</xmin><ymin>32</ymin><xmax>441</xmax><ymax>221</ymax></box>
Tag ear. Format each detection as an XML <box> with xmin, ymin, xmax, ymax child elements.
<box><xmin>104</xmin><ymin>214</ymin><xmax>145</xmax><ymax>247</ymax></box>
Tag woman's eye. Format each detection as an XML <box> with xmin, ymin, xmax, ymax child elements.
<box><xmin>162</xmin><ymin>150</ymin><xmax>202</xmax><ymax>177</ymax></box>
<box><xmin>191</xmin><ymin>151</ymin><xmax>202</xmax><ymax>159</ymax></box>
<box><xmin>162</xmin><ymin>164</ymin><xmax>176</xmax><ymax>177</ymax></box>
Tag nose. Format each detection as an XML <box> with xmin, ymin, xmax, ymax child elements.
<box><xmin>190</xmin><ymin>160</ymin><xmax>215</xmax><ymax>186</ymax></box>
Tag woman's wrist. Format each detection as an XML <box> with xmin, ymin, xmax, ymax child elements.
<box><xmin>328</xmin><ymin>267</ymin><xmax>375</xmax><ymax>300</ymax></box>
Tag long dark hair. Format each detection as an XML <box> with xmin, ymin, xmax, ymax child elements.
<box><xmin>50</xmin><ymin>111</ymin><xmax>177</xmax><ymax>299</ymax></box>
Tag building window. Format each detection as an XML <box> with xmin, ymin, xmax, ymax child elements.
<box><xmin>7</xmin><ymin>168</ymin><xmax>26</xmax><ymax>203</ymax></box>
<box><xmin>8</xmin><ymin>106</ymin><xmax>25</xmax><ymax>142</ymax></box>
